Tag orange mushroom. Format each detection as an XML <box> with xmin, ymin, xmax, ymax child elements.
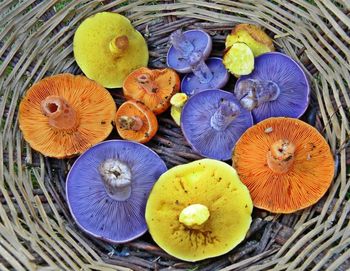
<box><xmin>123</xmin><ymin>67</ymin><xmax>180</xmax><ymax>115</ymax></box>
<box><xmin>19</xmin><ymin>74</ymin><xmax>116</xmax><ymax>158</ymax></box>
<box><xmin>115</xmin><ymin>100</ymin><xmax>158</xmax><ymax>143</ymax></box>
<box><xmin>232</xmin><ymin>117</ymin><xmax>334</xmax><ymax>213</ymax></box>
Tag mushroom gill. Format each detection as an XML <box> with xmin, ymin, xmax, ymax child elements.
<box><xmin>19</xmin><ymin>74</ymin><xmax>116</xmax><ymax>158</ymax></box>
<box><xmin>232</xmin><ymin>117</ymin><xmax>335</xmax><ymax>213</ymax></box>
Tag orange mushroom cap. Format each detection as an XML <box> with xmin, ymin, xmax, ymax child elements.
<box><xmin>19</xmin><ymin>74</ymin><xmax>116</xmax><ymax>158</ymax></box>
<box><xmin>123</xmin><ymin>67</ymin><xmax>180</xmax><ymax>115</ymax></box>
<box><xmin>115</xmin><ymin>100</ymin><xmax>158</xmax><ymax>143</ymax></box>
<box><xmin>232</xmin><ymin>117</ymin><xmax>334</xmax><ymax>213</ymax></box>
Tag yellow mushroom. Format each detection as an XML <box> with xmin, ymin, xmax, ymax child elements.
<box><xmin>145</xmin><ymin>159</ymin><xmax>253</xmax><ymax>262</ymax></box>
<box><xmin>170</xmin><ymin>93</ymin><xmax>188</xmax><ymax>125</ymax></box>
<box><xmin>73</xmin><ymin>12</ymin><xmax>149</xmax><ymax>88</ymax></box>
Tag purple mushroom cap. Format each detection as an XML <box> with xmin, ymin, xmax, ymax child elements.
<box><xmin>66</xmin><ymin>140</ymin><xmax>167</xmax><ymax>243</ymax></box>
<box><xmin>181</xmin><ymin>89</ymin><xmax>253</xmax><ymax>161</ymax></box>
<box><xmin>181</xmin><ymin>57</ymin><xmax>229</xmax><ymax>96</ymax></box>
<box><xmin>235</xmin><ymin>52</ymin><xmax>310</xmax><ymax>123</ymax></box>
<box><xmin>167</xmin><ymin>29</ymin><xmax>212</xmax><ymax>73</ymax></box>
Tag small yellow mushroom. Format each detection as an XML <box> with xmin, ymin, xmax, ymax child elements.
<box><xmin>170</xmin><ymin>93</ymin><xmax>188</xmax><ymax>125</ymax></box>
<box><xmin>145</xmin><ymin>159</ymin><xmax>253</xmax><ymax>262</ymax></box>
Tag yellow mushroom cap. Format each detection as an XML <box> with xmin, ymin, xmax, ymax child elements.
<box><xmin>145</xmin><ymin>159</ymin><xmax>253</xmax><ymax>262</ymax></box>
<box><xmin>73</xmin><ymin>12</ymin><xmax>149</xmax><ymax>88</ymax></box>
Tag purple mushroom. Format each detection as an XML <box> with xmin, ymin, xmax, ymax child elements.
<box><xmin>66</xmin><ymin>140</ymin><xmax>167</xmax><ymax>243</ymax></box>
<box><xmin>181</xmin><ymin>89</ymin><xmax>253</xmax><ymax>161</ymax></box>
<box><xmin>167</xmin><ymin>29</ymin><xmax>212</xmax><ymax>73</ymax></box>
<box><xmin>234</xmin><ymin>52</ymin><xmax>310</xmax><ymax>123</ymax></box>
<box><xmin>181</xmin><ymin>57</ymin><xmax>229</xmax><ymax>96</ymax></box>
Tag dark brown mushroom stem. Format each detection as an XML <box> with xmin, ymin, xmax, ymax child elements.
<box><xmin>210</xmin><ymin>100</ymin><xmax>240</xmax><ymax>131</ymax></box>
<box><xmin>99</xmin><ymin>159</ymin><xmax>132</xmax><ymax>201</ymax></box>
<box><xmin>136</xmin><ymin>74</ymin><xmax>159</xmax><ymax>94</ymax></box>
<box><xmin>267</xmin><ymin>139</ymin><xmax>296</xmax><ymax>174</ymax></box>
<box><xmin>40</xmin><ymin>96</ymin><xmax>78</xmax><ymax>130</ymax></box>
<box><xmin>179</xmin><ymin>204</ymin><xmax>210</xmax><ymax>229</ymax></box>
<box><xmin>117</xmin><ymin>116</ymin><xmax>143</xmax><ymax>131</ymax></box>
<box><xmin>169</xmin><ymin>29</ymin><xmax>194</xmax><ymax>58</ymax></box>
<box><xmin>235</xmin><ymin>79</ymin><xmax>280</xmax><ymax>110</ymax></box>
<box><xmin>109</xmin><ymin>35</ymin><xmax>129</xmax><ymax>55</ymax></box>
<box><xmin>189</xmin><ymin>52</ymin><xmax>213</xmax><ymax>83</ymax></box>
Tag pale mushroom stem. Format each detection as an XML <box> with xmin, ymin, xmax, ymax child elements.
<box><xmin>179</xmin><ymin>204</ymin><xmax>210</xmax><ymax>228</ymax></box>
<box><xmin>40</xmin><ymin>96</ymin><xmax>78</xmax><ymax>130</ymax></box>
<box><xmin>189</xmin><ymin>52</ymin><xmax>213</xmax><ymax>84</ymax></box>
<box><xmin>267</xmin><ymin>139</ymin><xmax>296</xmax><ymax>174</ymax></box>
<box><xmin>136</xmin><ymin>73</ymin><xmax>159</xmax><ymax>94</ymax></box>
<box><xmin>99</xmin><ymin>159</ymin><xmax>132</xmax><ymax>201</ymax></box>
<box><xmin>170</xmin><ymin>93</ymin><xmax>188</xmax><ymax>108</ymax></box>
<box><xmin>210</xmin><ymin>100</ymin><xmax>240</xmax><ymax>131</ymax></box>
<box><xmin>169</xmin><ymin>29</ymin><xmax>194</xmax><ymax>58</ymax></box>
<box><xmin>235</xmin><ymin>79</ymin><xmax>280</xmax><ymax>111</ymax></box>
<box><xmin>109</xmin><ymin>35</ymin><xmax>129</xmax><ymax>56</ymax></box>
<box><xmin>118</xmin><ymin>116</ymin><xmax>143</xmax><ymax>131</ymax></box>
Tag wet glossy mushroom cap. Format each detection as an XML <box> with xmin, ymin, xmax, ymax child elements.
<box><xmin>145</xmin><ymin>159</ymin><xmax>253</xmax><ymax>261</ymax></box>
<box><xmin>233</xmin><ymin>117</ymin><xmax>335</xmax><ymax>213</ymax></box>
<box><xmin>234</xmin><ymin>52</ymin><xmax>310</xmax><ymax>123</ymax></box>
<box><xmin>181</xmin><ymin>89</ymin><xmax>253</xmax><ymax>160</ymax></box>
<box><xmin>73</xmin><ymin>12</ymin><xmax>148</xmax><ymax>88</ymax></box>
<box><xmin>66</xmin><ymin>140</ymin><xmax>167</xmax><ymax>243</ymax></box>
<box><xmin>181</xmin><ymin>57</ymin><xmax>229</xmax><ymax>96</ymax></box>
<box><xmin>19</xmin><ymin>74</ymin><xmax>116</xmax><ymax>158</ymax></box>
<box><xmin>167</xmin><ymin>29</ymin><xmax>212</xmax><ymax>73</ymax></box>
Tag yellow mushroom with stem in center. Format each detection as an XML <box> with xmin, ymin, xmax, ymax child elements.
<box><xmin>145</xmin><ymin>159</ymin><xmax>253</xmax><ymax>262</ymax></box>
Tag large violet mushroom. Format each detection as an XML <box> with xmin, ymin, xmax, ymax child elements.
<box><xmin>181</xmin><ymin>57</ymin><xmax>229</xmax><ymax>96</ymax></box>
<box><xmin>66</xmin><ymin>140</ymin><xmax>167</xmax><ymax>243</ymax></box>
<box><xmin>234</xmin><ymin>52</ymin><xmax>310</xmax><ymax>123</ymax></box>
<box><xmin>167</xmin><ymin>29</ymin><xmax>212</xmax><ymax>73</ymax></box>
<box><xmin>181</xmin><ymin>89</ymin><xmax>253</xmax><ymax>160</ymax></box>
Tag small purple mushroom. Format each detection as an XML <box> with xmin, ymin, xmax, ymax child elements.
<box><xmin>66</xmin><ymin>140</ymin><xmax>167</xmax><ymax>243</ymax></box>
<box><xmin>181</xmin><ymin>57</ymin><xmax>229</xmax><ymax>96</ymax></box>
<box><xmin>181</xmin><ymin>89</ymin><xmax>253</xmax><ymax>161</ymax></box>
<box><xmin>234</xmin><ymin>52</ymin><xmax>310</xmax><ymax>123</ymax></box>
<box><xmin>167</xmin><ymin>29</ymin><xmax>212</xmax><ymax>73</ymax></box>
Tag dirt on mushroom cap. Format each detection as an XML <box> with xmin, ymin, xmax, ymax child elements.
<box><xmin>145</xmin><ymin>159</ymin><xmax>253</xmax><ymax>262</ymax></box>
<box><xmin>19</xmin><ymin>74</ymin><xmax>116</xmax><ymax>158</ymax></box>
<box><xmin>232</xmin><ymin>117</ymin><xmax>335</xmax><ymax>214</ymax></box>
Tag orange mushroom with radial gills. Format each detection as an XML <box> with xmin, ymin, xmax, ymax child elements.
<box><xmin>232</xmin><ymin>117</ymin><xmax>334</xmax><ymax>214</ymax></box>
<box><xmin>115</xmin><ymin>100</ymin><xmax>158</xmax><ymax>143</ymax></box>
<box><xmin>123</xmin><ymin>67</ymin><xmax>180</xmax><ymax>115</ymax></box>
<box><xmin>19</xmin><ymin>73</ymin><xmax>116</xmax><ymax>158</ymax></box>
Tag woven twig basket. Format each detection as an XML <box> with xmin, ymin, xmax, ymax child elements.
<box><xmin>1</xmin><ymin>0</ymin><xmax>349</xmax><ymax>270</ymax></box>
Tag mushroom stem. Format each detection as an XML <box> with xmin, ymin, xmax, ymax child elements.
<box><xmin>136</xmin><ymin>73</ymin><xmax>159</xmax><ymax>94</ymax></box>
<box><xmin>109</xmin><ymin>35</ymin><xmax>129</xmax><ymax>55</ymax></box>
<box><xmin>235</xmin><ymin>79</ymin><xmax>280</xmax><ymax>110</ymax></box>
<box><xmin>267</xmin><ymin>139</ymin><xmax>296</xmax><ymax>173</ymax></box>
<box><xmin>210</xmin><ymin>100</ymin><xmax>240</xmax><ymax>131</ymax></box>
<box><xmin>118</xmin><ymin>116</ymin><xmax>143</xmax><ymax>131</ymax></box>
<box><xmin>189</xmin><ymin>53</ymin><xmax>213</xmax><ymax>84</ymax></box>
<box><xmin>179</xmin><ymin>204</ymin><xmax>210</xmax><ymax>228</ymax></box>
<box><xmin>169</xmin><ymin>29</ymin><xmax>194</xmax><ymax>58</ymax></box>
<box><xmin>40</xmin><ymin>96</ymin><xmax>78</xmax><ymax>130</ymax></box>
<box><xmin>99</xmin><ymin>159</ymin><xmax>132</xmax><ymax>201</ymax></box>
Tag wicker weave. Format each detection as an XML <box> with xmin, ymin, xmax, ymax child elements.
<box><xmin>1</xmin><ymin>0</ymin><xmax>349</xmax><ymax>270</ymax></box>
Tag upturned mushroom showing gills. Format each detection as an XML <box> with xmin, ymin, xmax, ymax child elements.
<box><xmin>234</xmin><ymin>52</ymin><xmax>310</xmax><ymax>123</ymax></box>
<box><xmin>167</xmin><ymin>29</ymin><xmax>212</xmax><ymax>73</ymax></box>
<box><xmin>66</xmin><ymin>140</ymin><xmax>167</xmax><ymax>243</ymax></box>
<box><xmin>145</xmin><ymin>159</ymin><xmax>253</xmax><ymax>261</ymax></box>
<box><xmin>233</xmin><ymin>117</ymin><xmax>335</xmax><ymax>214</ymax></box>
<box><xmin>225</xmin><ymin>24</ymin><xmax>275</xmax><ymax>57</ymax></box>
<box><xmin>181</xmin><ymin>89</ymin><xmax>253</xmax><ymax>160</ymax></box>
<box><xmin>73</xmin><ymin>12</ymin><xmax>148</xmax><ymax>88</ymax></box>
<box><xmin>115</xmin><ymin>100</ymin><xmax>158</xmax><ymax>143</ymax></box>
<box><xmin>181</xmin><ymin>57</ymin><xmax>229</xmax><ymax>96</ymax></box>
<box><xmin>123</xmin><ymin>67</ymin><xmax>180</xmax><ymax>115</ymax></box>
<box><xmin>19</xmin><ymin>74</ymin><xmax>116</xmax><ymax>158</ymax></box>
